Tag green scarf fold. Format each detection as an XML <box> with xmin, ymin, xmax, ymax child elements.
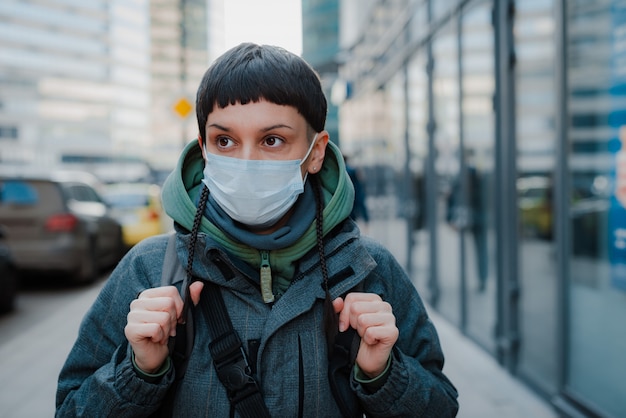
<box><xmin>162</xmin><ymin>140</ymin><xmax>355</xmax><ymax>295</ymax></box>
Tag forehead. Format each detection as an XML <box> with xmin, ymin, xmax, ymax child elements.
<box><xmin>206</xmin><ymin>100</ymin><xmax>307</xmax><ymax>129</ymax></box>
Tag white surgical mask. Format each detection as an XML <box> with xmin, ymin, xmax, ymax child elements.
<box><xmin>202</xmin><ymin>134</ymin><xmax>318</xmax><ymax>228</ymax></box>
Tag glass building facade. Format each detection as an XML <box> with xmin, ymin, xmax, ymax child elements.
<box><xmin>0</xmin><ymin>0</ymin><xmax>151</xmax><ymax>169</ymax></box>
<box><xmin>149</xmin><ymin>0</ymin><xmax>224</xmax><ymax>170</ymax></box>
<box><xmin>302</xmin><ymin>0</ymin><xmax>341</xmax><ymax>145</ymax></box>
<box><xmin>0</xmin><ymin>0</ymin><xmax>221</xmax><ymax>177</ymax></box>
<box><xmin>337</xmin><ymin>0</ymin><xmax>626</xmax><ymax>416</ymax></box>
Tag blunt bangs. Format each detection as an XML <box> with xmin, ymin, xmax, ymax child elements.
<box><xmin>196</xmin><ymin>43</ymin><xmax>327</xmax><ymax>142</ymax></box>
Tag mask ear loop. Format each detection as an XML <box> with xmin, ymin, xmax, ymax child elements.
<box><xmin>300</xmin><ymin>133</ymin><xmax>319</xmax><ymax>165</ymax></box>
<box><xmin>299</xmin><ymin>133</ymin><xmax>319</xmax><ymax>185</ymax></box>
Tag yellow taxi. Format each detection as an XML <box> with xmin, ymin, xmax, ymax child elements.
<box><xmin>517</xmin><ymin>176</ymin><xmax>553</xmax><ymax>240</ymax></box>
<box><xmin>103</xmin><ymin>183</ymin><xmax>170</xmax><ymax>248</ymax></box>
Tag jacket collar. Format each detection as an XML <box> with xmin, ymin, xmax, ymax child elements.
<box><xmin>171</xmin><ymin>219</ymin><xmax>376</xmax><ymax>300</ymax></box>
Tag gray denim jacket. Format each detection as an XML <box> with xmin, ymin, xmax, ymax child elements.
<box><xmin>56</xmin><ymin>221</ymin><xmax>458</xmax><ymax>417</ymax></box>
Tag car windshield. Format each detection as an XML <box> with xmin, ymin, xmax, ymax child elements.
<box><xmin>104</xmin><ymin>193</ymin><xmax>149</xmax><ymax>208</ymax></box>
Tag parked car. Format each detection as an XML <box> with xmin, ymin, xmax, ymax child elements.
<box><xmin>102</xmin><ymin>182</ymin><xmax>169</xmax><ymax>248</ymax></box>
<box><xmin>517</xmin><ymin>175</ymin><xmax>553</xmax><ymax>240</ymax></box>
<box><xmin>0</xmin><ymin>225</ymin><xmax>17</xmax><ymax>313</ymax></box>
<box><xmin>0</xmin><ymin>172</ymin><xmax>124</xmax><ymax>283</ymax></box>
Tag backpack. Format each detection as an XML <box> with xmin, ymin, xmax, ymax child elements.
<box><xmin>158</xmin><ymin>233</ymin><xmax>363</xmax><ymax>417</ymax></box>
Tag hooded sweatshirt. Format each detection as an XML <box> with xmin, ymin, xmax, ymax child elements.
<box><xmin>161</xmin><ymin>139</ymin><xmax>355</xmax><ymax>300</ymax></box>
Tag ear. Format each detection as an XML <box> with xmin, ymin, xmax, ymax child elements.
<box><xmin>307</xmin><ymin>131</ymin><xmax>329</xmax><ymax>175</ymax></box>
<box><xmin>197</xmin><ymin>134</ymin><xmax>205</xmax><ymax>158</ymax></box>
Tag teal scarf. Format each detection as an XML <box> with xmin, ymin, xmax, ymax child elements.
<box><xmin>161</xmin><ymin>140</ymin><xmax>355</xmax><ymax>297</ymax></box>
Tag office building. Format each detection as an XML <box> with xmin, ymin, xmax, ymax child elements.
<box><xmin>301</xmin><ymin>0</ymin><xmax>341</xmax><ymax>145</ymax></box>
<box><xmin>334</xmin><ymin>0</ymin><xmax>626</xmax><ymax>416</ymax></box>
<box><xmin>0</xmin><ymin>0</ymin><xmax>223</xmax><ymax>180</ymax></box>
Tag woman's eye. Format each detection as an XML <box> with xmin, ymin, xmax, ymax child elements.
<box><xmin>216</xmin><ymin>136</ymin><xmax>234</xmax><ymax>148</ymax></box>
<box><xmin>264</xmin><ymin>136</ymin><xmax>284</xmax><ymax>147</ymax></box>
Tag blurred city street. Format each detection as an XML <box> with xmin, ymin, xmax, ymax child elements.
<box><xmin>0</xmin><ymin>276</ymin><xmax>105</xmax><ymax>418</ymax></box>
<box><xmin>0</xmin><ymin>232</ymin><xmax>558</xmax><ymax>418</ymax></box>
<box><xmin>2</xmin><ymin>0</ymin><xmax>626</xmax><ymax>416</ymax></box>
<box><xmin>367</xmin><ymin>216</ymin><xmax>561</xmax><ymax>418</ymax></box>
<box><xmin>430</xmin><ymin>307</ymin><xmax>558</xmax><ymax>418</ymax></box>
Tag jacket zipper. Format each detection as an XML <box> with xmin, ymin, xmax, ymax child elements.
<box><xmin>260</xmin><ymin>250</ymin><xmax>275</xmax><ymax>303</ymax></box>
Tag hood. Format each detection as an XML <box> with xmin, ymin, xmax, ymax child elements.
<box><xmin>161</xmin><ymin>139</ymin><xmax>355</xmax><ymax>246</ymax></box>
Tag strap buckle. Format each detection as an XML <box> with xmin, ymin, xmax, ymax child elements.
<box><xmin>210</xmin><ymin>333</ymin><xmax>259</xmax><ymax>403</ymax></box>
<box><xmin>200</xmin><ymin>283</ymin><xmax>271</xmax><ymax>417</ymax></box>
<box><xmin>214</xmin><ymin>346</ymin><xmax>254</xmax><ymax>391</ymax></box>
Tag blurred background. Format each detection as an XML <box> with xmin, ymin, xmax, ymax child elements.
<box><xmin>0</xmin><ymin>0</ymin><xmax>625</xmax><ymax>417</ymax></box>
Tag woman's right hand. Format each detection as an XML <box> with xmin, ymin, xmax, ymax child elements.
<box><xmin>125</xmin><ymin>282</ymin><xmax>204</xmax><ymax>373</ymax></box>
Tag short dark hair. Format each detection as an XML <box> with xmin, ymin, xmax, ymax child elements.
<box><xmin>196</xmin><ymin>43</ymin><xmax>327</xmax><ymax>143</ymax></box>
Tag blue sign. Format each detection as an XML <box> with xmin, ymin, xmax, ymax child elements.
<box><xmin>609</xmin><ymin>0</ymin><xmax>626</xmax><ymax>291</ymax></box>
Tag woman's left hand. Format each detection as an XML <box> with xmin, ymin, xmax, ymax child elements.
<box><xmin>333</xmin><ymin>293</ymin><xmax>399</xmax><ymax>378</ymax></box>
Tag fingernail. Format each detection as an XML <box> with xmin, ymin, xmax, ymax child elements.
<box><xmin>339</xmin><ymin>321</ymin><xmax>346</xmax><ymax>332</ymax></box>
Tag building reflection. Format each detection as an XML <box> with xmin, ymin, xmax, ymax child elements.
<box><xmin>329</xmin><ymin>1</ymin><xmax>626</xmax><ymax>417</ymax></box>
<box><xmin>0</xmin><ymin>0</ymin><xmax>223</xmax><ymax>179</ymax></box>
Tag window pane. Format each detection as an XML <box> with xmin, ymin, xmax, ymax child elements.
<box><xmin>462</xmin><ymin>1</ymin><xmax>497</xmax><ymax>353</ymax></box>
<box><xmin>567</xmin><ymin>1</ymin><xmax>626</xmax><ymax>416</ymax></box>
<box><xmin>433</xmin><ymin>24</ymin><xmax>461</xmax><ymax>324</ymax></box>
<box><xmin>515</xmin><ymin>0</ymin><xmax>559</xmax><ymax>394</ymax></box>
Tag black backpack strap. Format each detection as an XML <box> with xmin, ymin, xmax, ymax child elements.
<box><xmin>158</xmin><ymin>232</ymin><xmax>362</xmax><ymax>417</ymax></box>
<box><xmin>162</xmin><ymin>233</ymin><xmax>194</xmax><ymax>380</ymax></box>
<box><xmin>328</xmin><ymin>281</ymin><xmax>365</xmax><ymax>418</ymax></box>
<box><xmin>156</xmin><ymin>233</ymin><xmax>268</xmax><ymax>417</ymax></box>
<box><xmin>199</xmin><ymin>282</ymin><xmax>271</xmax><ymax>418</ymax></box>
<box><xmin>155</xmin><ymin>233</ymin><xmax>194</xmax><ymax>417</ymax></box>
<box><xmin>162</xmin><ymin>233</ymin><xmax>186</xmax><ymax>287</ymax></box>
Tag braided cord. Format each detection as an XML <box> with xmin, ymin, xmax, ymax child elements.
<box><xmin>312</xmin><ymin>175</ymin><xmax>339</xmax><ymax>357</ymax></box>
<box><xmin>312</xmin><ymin>175</ymin><xmax>329</xmax><ymax>290</ymax></box>
<box><xmin>181</xmin><ymin>185</ymin><xmax>210</xmax><ymax>322</ymax></box>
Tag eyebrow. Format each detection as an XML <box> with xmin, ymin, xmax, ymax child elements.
<box><xmin>261</xmin><ymin>124</ymin><xmax>294</xmax><ymax>132</ymax></box>
<box><xmin>207</xmin><ymin>123</ymin><xmax>294</xmax><ymax>132</ymax></box>
<box><xmin>207</xmin><ymin>123</ymin><xmax>230</xmax><ymax>131</ymax></box>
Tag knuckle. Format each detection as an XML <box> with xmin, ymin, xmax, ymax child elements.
<box><xmin>129</xmin><ymin>298</ymin><xmax>140</xmax><ymax>310</ymax></box>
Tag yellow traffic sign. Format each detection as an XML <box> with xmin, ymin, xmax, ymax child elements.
<box><xmin>173</xmin><ymin>97</ymin><xmax>193</xmax><ymax>119</ymax></box>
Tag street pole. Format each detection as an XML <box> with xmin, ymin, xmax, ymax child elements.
<box><xmin>179</xmin><ymin>0</ymin><xmax>187</xmax><ymax>149</ymax></box>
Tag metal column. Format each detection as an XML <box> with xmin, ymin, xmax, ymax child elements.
<box><xmin>493</xmin><ymin>0</ymin><xmax>520</xmax><ymax>372</ymax></box>
<box><xmin>426</xmin><ymin>0</ymin><xmax>440</xmax><ymax>307</ymax></box>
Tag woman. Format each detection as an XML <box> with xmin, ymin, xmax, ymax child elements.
<box><xmin>56</xmin><ymin>43</ymin><xmax>458</xmax><ymax>417</ymax></box>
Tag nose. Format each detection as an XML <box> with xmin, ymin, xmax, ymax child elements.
<box><xmin>239</xmin><ymin>143</ymin><xmax>261</xmax><ymax>160</ymax></box>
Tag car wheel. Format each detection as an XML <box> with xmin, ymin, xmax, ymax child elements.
<box><xmin>0</xmin><ymin>266</ymin><xmax>17</xmax><ymax>313</ymax></box>
<box><xmin>76</xmin><ymin>237</ymin><xmax>98</xmax><ymax>283</ymax></box>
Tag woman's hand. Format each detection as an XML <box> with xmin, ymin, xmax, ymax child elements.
<box><xmin>333</xmin><ymin>292</ymin><xmax>399</xmax><ymax>378</ymax></box>
<box><xmin>124</xmin><ymin>282</ymin><xmax>204</xmax><ymax>373</ymax></box>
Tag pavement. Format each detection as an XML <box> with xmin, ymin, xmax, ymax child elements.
<box><xmin>0</xmin><ymin>280</ymin><xmax>104</xmax><ymax>418</ymax></box>
<box><xmin>363</xmin><ymin>215</ymin><xmax>561</xmax><ymax>418</ymax></box>
<box><xmin>428</xmin><ymin>307</ymin><xmax>559</xmax><ymax>417</ymax></box>
<box><xmin>0</xmin><ymin>220</ymin><xmax>561</xmax><ymax>417</ymax></box>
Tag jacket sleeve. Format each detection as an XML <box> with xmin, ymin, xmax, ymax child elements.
<box><xmin>55</xmin><ymin>238</ymin><xmax>174</xmax><ymax>418</ymax></box>
<box><xmin>354</xmin><ymin>238</ymin><xmax>459</xmax><ymax>417</ymax></box>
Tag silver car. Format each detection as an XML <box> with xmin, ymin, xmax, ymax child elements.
<box><xmin>0</xmin><ymin>225</ymin><xmax>17</xmax><ymax>312</ymax></box>
<box><xmin>0</xmin><ymin>172</ymin><xmax>124</xmax><ymax>283</ymax></box>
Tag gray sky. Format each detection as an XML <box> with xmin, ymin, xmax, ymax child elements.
<box><xmin>224</xmin><ymin>0</ymin><xmax>302</xmax><ymax>55</ymax></box>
